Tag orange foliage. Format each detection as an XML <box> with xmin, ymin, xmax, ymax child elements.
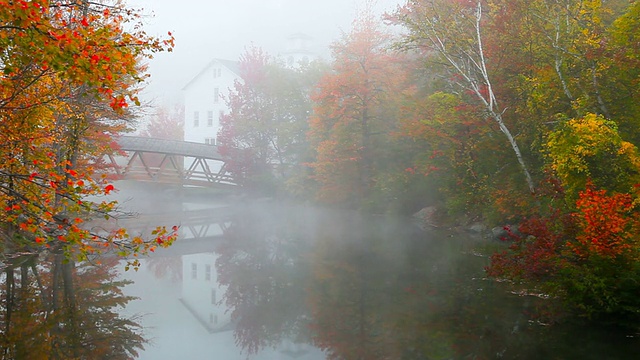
<box><xmin>308</xmin><ymin>7</ymin><xmax>411</xmax><ymax>205</ymax></box>
<box><xmin>0</xmin><ymin>1</ymin><xmax>176</xmax><ymax>264</ymax></box>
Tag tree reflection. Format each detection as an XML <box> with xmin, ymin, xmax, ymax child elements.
<box><xmin>0</xmin><ymin>253</ymin><xmax>145</xmax><ymax>359</ymax></box>
<box><xmin>307</xmin><ymin>234</ymin><xmax>397</xmax><ymax>359</ymax></box>
<box><xmin>215</xmin><ymin>204</ymin><xmax>313</xmax><ymax>355</ymax></box>
<box><xmin>304</xmin><ymin>217</ymin><xmax>451</xmax><ymax>359</ymax></box>
<box><xmin>215</xmin><ymin>205</ymin><xmax>561</xmax><ymax>359</ymax></box>
<box><xmin>146</xmin><ymin>256</ymin><xmax>182</xmax><ymax>282</ymax></box>
<box><xmin>215</xmin><ymin>207</ymin><xmax>464</xmax><ymax>359</ymax></box>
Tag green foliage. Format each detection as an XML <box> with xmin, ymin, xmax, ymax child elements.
<box><xmin>365</xmin><ymin>168</ymin><xmax>440</xmax><ymax>216</ymax></box>
<box><xmin>601</xmin><ymin>1</ymin><xmax>640</xmax><ymax>144</ymax></box>
<box><xmin>557</xmin><ymin>257</ymin><xmax>640</xmax><ymax>324</ymax></box>
<box><xmin>219</xmin><ymin>46</ymin><xmax>321</xmax><ymax>195</ymax></box>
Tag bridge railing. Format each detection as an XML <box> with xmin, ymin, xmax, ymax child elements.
<box><xmin>107</xmin><ymin>136</ymin><xmax>237</xmax><ymax>188</ymax></box>
<box><xmin>117</xmin><ymin>136</ymin><xmax>224</xmax><ymax>160</ymax></box>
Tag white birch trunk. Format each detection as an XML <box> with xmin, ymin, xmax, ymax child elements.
<box><xmin>412</xmin><ymin>0</ymin><xmax>536</xmax><ymax>194</ymax></box>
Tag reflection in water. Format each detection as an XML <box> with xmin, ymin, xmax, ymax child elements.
<box><xmin>146</xmin><ymin>257</ymin><xmax>182</xmax><ymax>283</ymax></box>
<box><xmin>207</xmin><ymin>202</ymin><xmax>640</xmax><ymax>359</ymax></box>
<box><xmin>181</xmin><ymin>252</ymin><xmax>232</xmax><ymax>333</ymax></box>
<box><xmin>11</xmin><ymin>193</ymin><xmax>639</xmax><ymax>359</ymax></box>
<box><xmin>215</xmin><ymin>204</ymin><xmax>314</xmax><ymax>355</ymax></box>
<box><xmin>0</xmin><ymin>253</ymin><xmax>145</xmax><ymax>359</ymax></box>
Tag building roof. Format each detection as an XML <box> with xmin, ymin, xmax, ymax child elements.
<box><xmin>285</xmin><ymin>32</ymin><xmax>314</xmax><ymax>40</ymax></box>
<box><xmin>182</xmin><ymin>58</ymin><xmax>241</xmax><ymax>91</ymax></box>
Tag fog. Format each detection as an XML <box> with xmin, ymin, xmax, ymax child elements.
<box><xmin>113</xmin><ymin>183</ymin><xmax>434</xmax><ymax>359</ymax></box>
<box><xmin>128</xmin><ymin>0</ymin><xmax>404</xmax><ymax>106</ymax></box>
<box><xmin>111</xmin><ymin>182</ymin><xmax>640</xmax><ymax>359</ymax></box>
<box><xmin>5</xmin><ymin>0</ymin><xmax>640</xmax><ymax>358</ymax></box>
<box><xmin>105</xmin><ymin>2</ymin><xmax>628</xmax><ymax>357</ymax></box>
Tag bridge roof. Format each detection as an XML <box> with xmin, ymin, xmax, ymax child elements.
<box><xmin>117</xmin><ymin>136</ymin><xmax>223</xmax><ymax>160</ymax></box>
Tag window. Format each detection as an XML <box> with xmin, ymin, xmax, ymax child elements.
<box><xmin>193</xmin><ymin>111</ymin><xmax>200</xmax><ymax>127</ymax></box>
<box><xmin>205</xmin><ymin>264</ymin><xmax>211</xmax><ymax>281</ymax></box>
<box><xmin>213</xmin><ymin>88</ymin><xmax>219</xmax><ymax>103</ymax></box>
<box><xmin>207</xmin><ymin>111</ymin><xmax>214</xmax><ymax>126</ymax></box>
<box><xmin>191</xmin><ymin>263</ymin><xmax>197</xmax><ymax>280</ymax></box>
<box><xmin>218</xmin><ymin>69</ymin><xmax>222</xmax><ymax>77</ymax></box>
<box><xmin>204</xmin><ymin>137</ymin><xmax>216</xmax><ymax>145</ymax></box>
<box><xmin>211</xmin><ymin>289</ymin><xmax>217</xmax><ymax>304</ymax></box>
<box><xmin>218</xmin><ymin>110</ymin><xmax>224</xmax><ymax>121</ymax></box>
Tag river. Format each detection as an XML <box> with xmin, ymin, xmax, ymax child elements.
<box><xmin>2</xmin><ymin>183</ymin><xmax>640</xmax><ymax>359</ymax></box>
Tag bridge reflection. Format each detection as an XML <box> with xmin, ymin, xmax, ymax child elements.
<box><xmin>111</xmin><ymin>204</ymin><xmax>236</xmax><ymax>256</ymax></box>
<box><xmin>107</xmin><ymin>136</ymin><xmax>237</xmax><ymax>188</ymax></box>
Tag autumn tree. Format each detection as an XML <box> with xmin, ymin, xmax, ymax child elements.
<box><xmin>393</xmin><ymin>0</ymin><xmax>536</xmax><ymax>195</ymax></box>
<box><xmin>307</xmin><ymin>6</ymin><xmax>411</xmax><ymax>208</ymax></box>
<box><xmin>218</xmin><ymin>46</ymin><xmax>318</xmax><ymax>193</ymax></box>
<box><xmin>524</xmin><ymin>1</ymin><xmax>628</xmax><ymax>116</ymax></box>
<box><xmin>396</xmin><ymin>91</ymin><xmax>502</xmax><ymax>217</ymax></box>
<box><xmin>598</xmin><ymin>0</ymin><xmax>640</xmax><ymax>143</ymax></box>
<box><xmin>0</xmin><ymin>254</ymin><xmax>146</xmax><ymax>358</ymax></box>
<box><xmin>388</xmin><ymin>0</ymin><xmax>640</xmax><ymax>325</ymax></box>
<box><xmin>545</xmin><ymin>113</ymin><xmax>640</xmax><ymax>201</ymax></box>
<box><xmin>139</xmin><ymin>103</ymin><xmax>185</xmax><ymax>140</ymax></box>
<box><xmin>488</xmin><ymin>110</ymin><xmax>640</xmax><ymax>321</ymax></box>
<box><xmin>0</xmin><ymin>0</ymin><xmax>177</xmax><ymax>264</ymax></box>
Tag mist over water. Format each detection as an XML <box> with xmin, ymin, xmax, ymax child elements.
<box><xmin>3</xmin><ymin>180</ymin><xmax>640</xmax><ymax>358</ymax></box>
<box><xmin>4</xmin><ymin>0</ymin><xmax>640</xmax><ymax>358</ymax></box>
<box><xmin>107</xmin><ymin>183</ymin><xmax>640</xmax><ymax>359</ymax></box>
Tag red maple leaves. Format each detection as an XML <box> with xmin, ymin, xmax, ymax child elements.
<box><xmin>571</xmin><ymin>183</ymin><xmax>637</xmax><ymax>259</ymax></box>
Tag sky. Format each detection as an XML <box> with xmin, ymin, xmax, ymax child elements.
<box><xmin>126</xmin><ymin>0</ymin><xmax>405</xmax><ymax>107</ymax></box>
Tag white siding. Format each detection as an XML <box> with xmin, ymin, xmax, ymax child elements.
<box><xmin>183</xmin><ymin>61</ymin><xmax>239</xmax><ymax>144</ymax></box>
<box><xmin>181</xmin><ymin>252</ymin><xmax>231</xmax><ymax>332</ymax></box>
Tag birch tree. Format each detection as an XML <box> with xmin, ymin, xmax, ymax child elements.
<box><xmin>394</xmin><ymin>0</ymin><xmax>536</xmax><ymax>194</ymax></box>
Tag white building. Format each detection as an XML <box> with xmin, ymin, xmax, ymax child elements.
<box><xmin>180</xmin><ymin>252</ymin><xmax>231</xmax><ymax>333</ymax></box>
<box><xmin>281</xmin><ymin>33</ymin><xmax>316</xmax><ymax>68</ymax></box>
<box><xmin>182</xmin><ymin>34</ymin><xmax>319</xmax><ymax>147</ymax></box>
<box><xmin>182</xmin><ymin>59</ymin><xmax>240</xmax><ymax>145</ymax></box>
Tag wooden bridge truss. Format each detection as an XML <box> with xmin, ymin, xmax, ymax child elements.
<box><xmin>94</xmin><ymin>206</ymin><xmax>236</xmax><ymax>256</ymax></box>
<box><xmin>108</xmin><ymin>136</ymin><xmax>236</xmax><ymax>188</ymax></box>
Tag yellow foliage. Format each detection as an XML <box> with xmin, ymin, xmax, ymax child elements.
<box><xmin>545</xmin><ymin>113</ymin><xmax>640</xmax><ymax>199</ymax></box>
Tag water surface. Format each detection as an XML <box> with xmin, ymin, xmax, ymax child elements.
<box><xmin>2</xmin><ymin>186</ymin><xmax>640</xmax><ymax>359</ymax></box>
<box><xmin>119</xmin><ymin>198</ymin><xmax>640</xmax><ymax>359</ymax></box>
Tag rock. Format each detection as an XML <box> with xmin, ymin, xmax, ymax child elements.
<box><xmin>491</xmin><ymin>226</ymin><xmax>508</xmax><ymax>240</ymax></box>
<box><xmin>491</xmin><ymin>224</ymin><xmax>519</xmax><ymax>241</ymax></box>
<box><xmin>468</xmin><ymin>222</ymin><xmax>487</xmax><ymax>234</ymax></box>
<box><xmin>412</xmin><ymin>206</ymin><xmax>438</xmax><ymax>229</ymax></box>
